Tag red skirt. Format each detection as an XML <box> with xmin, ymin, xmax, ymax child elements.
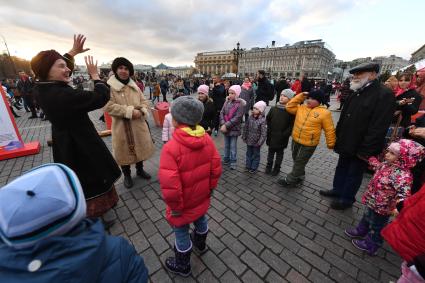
<box><xmin>86</xmin><ymin>186</ymin><xmax>119</xmax><ymax>218</ymax></box>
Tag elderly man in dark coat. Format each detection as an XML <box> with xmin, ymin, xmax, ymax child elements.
<box><xmin>320</xmin><ymin>62</ymin><xmax>396</xmax><ymax>210</ymax></box>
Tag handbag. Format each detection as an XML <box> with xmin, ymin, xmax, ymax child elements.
<box><xmin>385</xmin><ymin>114</ymin><xmax>404</xmax><ymax>145</ymax></box>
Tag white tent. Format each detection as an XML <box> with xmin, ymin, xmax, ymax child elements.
<box><xmin>193</xmin><ymin>73</ymin><xmax>203</xmax><ymax>78</ymax></box>
<box><xmin>222</xmin><ymin>73</ymin><xmax>237</xmax><ymax>78</ymax></box>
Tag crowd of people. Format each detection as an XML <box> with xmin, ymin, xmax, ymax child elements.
<box><xmin>1</xmin><ymin>34</ymin><xmax>425</xmax><ymax>282</ymax></box>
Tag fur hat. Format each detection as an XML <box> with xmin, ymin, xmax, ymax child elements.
<box><xmin>197</xmin><ymin>84</ymin><xmax>209</xmax><ymax>96</ymax></box>
<box><xmin>0</xmin><ymin>163</ymin><xmax>86</xmax><ymax>249</ymax></box>
<box><xmin>31</xmin><ymin>50</ymin><xmax>64</xmax><ymax>81</ymax></box>
<box><xmin>253</xmin><ymin>100</ymin><xmax>267</xmax><ymax>113</ymax></box>
<box><xmin>171</xmin><ymin>96</ymin><xmax>204</xmax><ymax>126</ymax></box>
<box><xmin>281</xmin><ymin>88</ymin><xmax>295</xmax><ymax>100</ymax></box>
<box><xmin>229</xmin><ymin>85</ymin><xmax>241</xmax><ymax>98</ymax></box>
<box><xmin>308</xmin><ymin>89</ymin><xmax>326</xmax><ymax>104</ymax></box>
<box><xmin>111</xmin><ymin>57</ymin><xmax>134</xmax><ymax>76</ymax></box>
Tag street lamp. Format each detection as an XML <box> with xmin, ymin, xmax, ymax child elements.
<box><xmin>233</xmin><ymin>42</ymin><xmax>243</xmax><ymax>78</ymax></box>
<box><xmin>340</xmin><ymin>63</ymin><xmax>347</xmax><ymax>82</ymax></box>
<box><xmin>0</xmin><ymin>34</ymin><xmax>17</xmax><ymax>76</ymax></box>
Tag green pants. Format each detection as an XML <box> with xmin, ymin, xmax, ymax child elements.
<box><xmin>286</xmin><ymin>141</ymin><xmax>316</xmax><ymax>184</ymax></box>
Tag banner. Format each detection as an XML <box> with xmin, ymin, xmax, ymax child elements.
<box><xmin>0</xmin><ymin>86</ymin><xmax>22</xmax><ymax>151</ymax></box>
<box><xmin>0</xmin><ymin>84</ymin><xmax>40</xmax><ymax>160</ymax></box>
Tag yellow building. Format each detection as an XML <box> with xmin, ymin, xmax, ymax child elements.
<box><xmin>194</xmin><ymin>51</ymin><xmax>237</xmax><ymax>76</ymax></box>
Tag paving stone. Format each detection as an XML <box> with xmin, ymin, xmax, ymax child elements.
<box><xmin>220</xmin><ymin>270</ymin><xmax>242</xmax><ymax>283</ymax></box>
<box><xmin>200</xmin><ymin>251</ymin><xmax>228</xmax><ymax>277</ymax></box>
<box><xmin>274</xmin><ymin>221</ymin><xmax>298</xmax><ymax>239</ymax></box>
<box><xmin>148</xmin><ymin>234</ymin><xmax>169</xmax><ymax>255</ymax></box>
<box><xmin>145</xmin><ymin>207</ymin><xmax>162</xmax><ymax>222</ymax></box>
<box><xmin>285</xmin><ymin>269</ymin><xmax>310</xmax><ymax>283</ymax></box>
<box><xmin>273</xmin><ymin>232</ymin><xmax>301</xmax><ymax>254</ymax></box>
<box><xmin>308</xmin><ymin>268</ymin><xmax>334</xmax><ymax>283</ymax></box>
<box><xmin>239</xmin><ymin>232</ymin><xmax>265</xmax><ymax>255</ymax></box>
<box><xmin>266</xmin><ymin>270</ymin><xmax>288</xmax><ymax>283</ymax></box>
<box><xmin>208</xmin><ymin>207</ymin><xmax>226</xmax><ymax>223</ymax></box>
<box><xmin>306</xmin><ymin>221</ymin><xmax>333</xmax><ymax>240</ymax></box>
<box><xmin>257</xmin><ymin>233</ymin><xmax>284</xmax><ymax>254</ymax></box>
<box><xmin>357</xmin><ymin>270</ymin><xmax>380</xmax><ymax>283</ymax></box>
<box><xmin>220</xmin><ymin>233</ymin><xmax>246</xmax><ymax>256</ymax></box>
<box><xmin>150</xmin><ymin>269</ymin><xmax>172</xmax><ymax>283</ymax></box>
<box><xmin>116</xmin><ymin>206</ymin><xmax>132</xmax><ymax>221</ymax></box>
<box><xmin>241</xmin><ymin>250</ymin><xmax>270</xmax><ymax>278</ymax></box>
<box><xmin>222</xmin><ymin>208</ymin><xmax>241</xmax><ymax>222</ymax></box>
<box><xmin>207</xmin><ymin>233</ymin><xmax>226</xmax><ymax>254</ymax></box>
<box><xmin>296</xmin><ymin>234</ymin><xmax>325</xmax><ymax>256</ymax></box>
<box><xmin>130</xmin><ymin>231</ymin><xmax>149</xmax><ymax>253</ymax></box>
<box><xmin>208</xmin><ymin>219</ymin><xmax>227</xmax><ymax>238</ymax></box>
<box><xmin>344</xmin><ymin>252</ymin><xmax>380</xmax><ymax>279</ymax></box>
<box><xmin>219</xmin><ymin>249</ymin><xmax>247</xmax><ymax>276</ymax></box>
<box><xmin>280</xmin><ymin>248</ymin><xmax>312</xmax><ymax>276</ymax></box>
<box><xmin>139</xmin><ymin>219</ymin><xmax>158</xmax><ymax>238</ymax></box>
<box><xmin>141</xmin><ymin>248</ymin><xmax>162</xmax><ymax>275</ymax></box>
<box><xmin>328</xmin><ymin>267</ymin><xmax>358</xmax><ymax>283</ymax></box>
<box><xmin>236</xmin><ymin>218</ymin><xmax>261</xmax><ymax>237</ymax></box>
<box><xmin>241</xmin><ymin>270</ymin><xmax>264</xmax><ymax>283</ymax></box>
<box><xmin>297</xmin><ymin>247</ymin><xmax>330</xmax><ymax>274</ymax></box>
<box><xmin>122</xmin><ymin>218</ymin><xmax>140</xmax><ymax>236</ymax></box>
<box><xmin>290</xmin><ymin>221</ymin><xmax>316</xmax><ymax>239</ymax></box>
<box><xmin>260</xmin><ymin>249</ymin><xmax>290</xmax><ymax>277</ymax></box>
<box><xmin>323</xmin><ymin>250</ymin><xmax>358</xmax><ymax>278</ymax></box>
<box><xmin>196</xmin><ymin>269</ymin><xmax>219</xmax><ymax>283</ymax></box>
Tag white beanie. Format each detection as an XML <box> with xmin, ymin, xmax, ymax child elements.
<box><xmin>253</xmin><ymin>101</ymin><xmax>267</xmax><ymax>113</ymax></box>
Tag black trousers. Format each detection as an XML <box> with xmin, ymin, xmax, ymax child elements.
<box><xmin>121</xmin><ymin>161</ymin><xmax>144</xmax><ymax>174</ymax></box>
<box><xmin>267</xmin><ymin>147</ymin><xmax>284</xmax><ymax>169</ymax></box>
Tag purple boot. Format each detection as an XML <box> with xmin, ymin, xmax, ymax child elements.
<box><xmin>344</xmin><ymin>220</ymin><xmax>368</xmax><ymax>238</ymax></box>
<box><xmin>352</xmin><ymin>235</ymin><xmax>379</xmax><ymax>256</ymax></box>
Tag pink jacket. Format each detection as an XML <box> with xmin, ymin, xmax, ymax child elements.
<box><xmin>162</xmin><ymin>113</ymin><xmax>175</xmax><ymax>142</ymax></box>
<box><xmin>362</xmin><ymin>139</ymin><xmax>425</xmax><ymax>215</ymax></box>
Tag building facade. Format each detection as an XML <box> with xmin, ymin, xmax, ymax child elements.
<box><xmin>237</xmin><ymin>40</ymin><xmax>335</xmax><ymax>79</ymax></box>
<box><xmin>373</xmin><ymin>55</ymin><xmax>409</xmax><ymax>73</ymax></box>
<box><xmin>155</xmin><ymin>66</ymin><xmax>195</xmax><ymax>78</ymax></box>
<box><xmin>411</xmin><ymin>44</ymin><xmax>425</xmax><ymax>63</ymax></box>
<box><xmin>194</xmin><ymin>51</ymin><xmax>237</xmax><ymax>76</ymax></box>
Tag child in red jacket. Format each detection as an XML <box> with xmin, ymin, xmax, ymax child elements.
<box><xmin>159</xmin><ymin>96</ymin><xmax>222</xmax><ymax>277</ymax></box>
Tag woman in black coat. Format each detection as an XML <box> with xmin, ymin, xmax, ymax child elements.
<box><xmin>395</xmin><ymin>72</ymin><xmax>423</xmax><ymax>128</ymax></box>
<box><xmin>31</xmin><ymin>34</ymin><xmax>121</xmax><ymax>222</ymax></box>
<box><xmin>197</xmin><ymin>84</ymin><xmax>215</xmax><ymax>134</ymax></box>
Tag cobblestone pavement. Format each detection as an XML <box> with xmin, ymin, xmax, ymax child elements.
<box><xmin>0</xmin><ymin>94</ymin><xmax>401</xmax><ymax>282</ymax></box>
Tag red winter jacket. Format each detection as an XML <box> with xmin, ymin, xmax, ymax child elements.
<box><xmin>159</xmin><ymin>126</ymin><xmax>222</xmax><ymax>227</ymax></box>
<box><xmin>382</xmin><ymin>183</ymin><xmax>425</xmax><ymax>262</ymax></box>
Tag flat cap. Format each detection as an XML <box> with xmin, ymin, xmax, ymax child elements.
<box><xmin>349</xmin><ymin>62</ymin><xmax>380</xmax><ymax>74</ymax></box>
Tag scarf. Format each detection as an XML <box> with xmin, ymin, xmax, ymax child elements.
<box><xmin>115</xmin><ymin>74</ymin><xmax>129</xmax><ymax>85</ymax></box>
<box><xmin>242</xmin><ymin>81</ymin><xmax>252</xmax><ymax>90</ymax></box>
<box><xmin>224</xmin><ymin>100</ymin><xmax>240</xmax><ymax>122</ymax></box>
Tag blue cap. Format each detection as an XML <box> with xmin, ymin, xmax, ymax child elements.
<box><xmin>0</xmin><ymin>163</ymin><xmax>86</xmax><ymax>249</ymax></box>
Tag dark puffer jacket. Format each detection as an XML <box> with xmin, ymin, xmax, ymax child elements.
<box><xmin>266</xmin><ymin>105</ymin><xmax>295</xmax><ymax>149</ymax></box>
<box><xmin>0</xmin><ymin>219</ymin><xmax>148</xmax><ymax>283</ymax></box>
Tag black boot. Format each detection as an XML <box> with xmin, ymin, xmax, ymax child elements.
<box><xmin>165</xmin><ymin>246</ymin><xmax>192</xmax><ymax>277</ymax></box>
<box><xmin>271</xmin><ymin>166</ymin><xmax>280</xmax><ymax>176</ymax></box>
<box><xmin>136</xmin><ymin>161</ymin><xmax>151</xmax><ymax>180</ymax></box>
<box><xmin>121</xmin><ymin>166</ymin><xmax>133</xmax><ymax>188</ymax></box>
<box><xmin>190</xmin><ymin>230</ymin><xmax>208</xmax><ymax>255</ymax></box>
<box><xmin>265</xmin><ymin>166</ymin><xmax>272</xmax><ymax>174</ymax></box>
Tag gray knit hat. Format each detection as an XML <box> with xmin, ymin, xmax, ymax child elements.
<box><xmin>171</xmin><ymin>96</ymin><xmax>204</xmax><ymax>126</ymax></box>
<box><xmin>280</xmin><ymin>89</ymin><xmax>295</xmax><ymax>99</ymax></box>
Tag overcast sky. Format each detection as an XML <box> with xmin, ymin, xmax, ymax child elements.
<box><xmin>0</xmin><ymin>0</ymin><xmax>423</xmax><ymax>67</ymax></box>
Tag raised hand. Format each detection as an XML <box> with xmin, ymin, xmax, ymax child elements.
<box><xmin>84</xmin><ymin>56</ymin><xmax>100</xmax><ymax>80</ymax></box>
<box><xmin>68</xmin><ymin>34</ymin><xmax>90</xmax><ymax>57</ymax></box>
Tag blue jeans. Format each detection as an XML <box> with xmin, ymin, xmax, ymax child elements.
<box><xmin>246</xmin><ymin>145</ymin><xmax>261</xmax><ymax>170</ymax></box>
<box><xmin>332</xmin><ymin>155</ymin><xmax>368</xmax><ymax>204</ymax></box>
<box><xmin>362</xmin><ymin>207</ymin><xmax>389</xmax><ymax>245</ymax></box>
<box><xmin>173</xmin><ymin>215</ymin><xmax>208</xmax><ymax>252</ymax></box>
<box><xmin>223</xmin><ymin>135</ymin><xmax>238</xmax><ymax>165</ymax></box>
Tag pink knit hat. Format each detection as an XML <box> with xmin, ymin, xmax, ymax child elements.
<box><xmin>229</xmin><ymin>85</ymin><xmax>241</xmax><ymax>98</ymax></box>
<box><xmin>197</xmin><ymin>84</ymin><xmax>209</xmax><ymax>95</ymax></box>
<box><xmin>253</xmin><ymin>100</ymin><xmax>267</xmax><ymax>113</ymax></box>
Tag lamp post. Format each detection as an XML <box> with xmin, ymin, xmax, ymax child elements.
<box><xmin>340</xmin><ymin>63</ymin><xmax>347</xmax><ymax>82</ymax></box>
<box><xmin>0</xmin><ymin>34</ymin><xmax>17</xmax><ymax>76</ymax></box>
<box><xmin>233</xmin><ymin>42</ymin><xmax>243</xmax><ymax>78</ymax></box>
